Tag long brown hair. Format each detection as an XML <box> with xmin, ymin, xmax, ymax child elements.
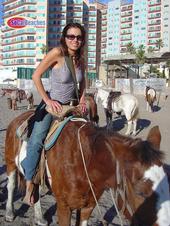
<box><xmin>60</xmin><ymin>23</ymin><xmax>86</xmax><ymax>68</ymax></box>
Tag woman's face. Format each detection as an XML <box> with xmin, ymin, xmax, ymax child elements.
<box><xmin>65</xmin><ymin>27</ymin><xmax>83</xmax><ymax>54</ymax></box>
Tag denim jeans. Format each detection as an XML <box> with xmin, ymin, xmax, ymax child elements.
<box><xmin>21</xmin><ymin>101</ymin><xmax>53</xmax><ymax>180</ymax></box>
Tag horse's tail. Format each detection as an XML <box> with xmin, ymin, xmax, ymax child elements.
<box><xmin>17</xmin><ymin>171</ymin><xmax>26</xmax><ymax>192</ymax></box>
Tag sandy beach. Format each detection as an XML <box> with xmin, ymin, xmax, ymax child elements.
<box><xmin>0</xmin><ymin>88</ymin><xmax>170</xmax><ymax>226</ymax></box>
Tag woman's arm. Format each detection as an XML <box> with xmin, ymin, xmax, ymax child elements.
<box><xmin>32</xmin><ymin>47</ymin><xmax>62</xmax><ymax>112</ymax></box>
<box><xmin>79</xmin><ymin>67</ymin><xmax>86</xmax><ymax>112</ymax></box>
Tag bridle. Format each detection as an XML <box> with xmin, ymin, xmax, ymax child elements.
<box><xmin>112</xmin><ymin>161</ymin><xmax>135</xmax><ymax>218</ymax></box>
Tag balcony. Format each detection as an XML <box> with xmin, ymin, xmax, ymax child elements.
<box><xmin>3</xmin><ymin>0</ymin><xmax>16</xmax><ymax>6</ymax></box>
<box><xmin>4</xmin><ymin>0</ymin><xmax>36</xmax><ymax>12</ymax></box>
<box><xmin>2</xmin><ymin>39</ymin><xmax>35</xmax><ymax>46</ymax></box>
<box><xmin>121</xmin><ymin>5</ymin><xmax>132</xmax><ymax>12</ymax></box>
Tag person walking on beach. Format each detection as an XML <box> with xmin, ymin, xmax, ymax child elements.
<box><xmin>21</xmin><ymin>22</ymin><xmax>87</xmax><ymax>206</ymax></box>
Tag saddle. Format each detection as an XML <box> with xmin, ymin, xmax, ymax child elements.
<box><xmin>16</xmin><ymin>105</ymin><xmax>83</xmax><ymax>141</ymax></box>
<box><xmin>107</xmin><ymin>91</ymin><xmax>121</xmax><ymax>113</ymax></box>
<box><xmin>16</xmin><ymin>105</ymin><xmax>84</xmax><ymax>189</ymax></box>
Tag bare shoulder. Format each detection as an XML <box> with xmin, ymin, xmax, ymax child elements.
<box><xmin>48</xmin><ymin>47</ymin><xmax>62</xmax><ymax>58</ymax></box>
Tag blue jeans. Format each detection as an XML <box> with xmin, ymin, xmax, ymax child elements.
<box><xmin>21</xmin><ymin>101</ymin><xmax>53</xmax><ymax>180</ymax></box>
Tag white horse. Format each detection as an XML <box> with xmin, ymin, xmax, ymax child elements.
<box><xmin>145</xmin><ymin>86</ymin><xmax>156</xmax><ymax>112</ymax></box>
<box><xmin>96</xmin><ymin>88</ymin><xmax>139</xmax><ymax>135</ymax></box>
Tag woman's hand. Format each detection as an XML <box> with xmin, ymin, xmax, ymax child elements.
<box><xmin>79</xmin><ymin>100</ymin><xmax>87</xmax><ymax>114</ymax></box>
<box><xmin>46</xmin><ymin>99</ymin><xmax>62</xmax><ymax>113</ymax></box>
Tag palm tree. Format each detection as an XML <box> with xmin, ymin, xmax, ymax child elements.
<box><xmin>126</xmin><ymin>42</ymin><xmax>136</xmax><ymax>54</ymax></box>
<box><xmin>155</xmin><ymin>39</ymin><xmax>164</xmax><ymax>51</ymax></box>
<box><xmin>147</xmin><ymin>46</ymin><xmax>155</xmax><ymax>54</ymax></box>
<box><xmin>135</xmin><ymin>45</ymin><xmax>146</xmax><ymax>77</ymax></box>
<box><xmin>147</xmin><ymin>46</ymin><xmax>155</xmax><ymax>73</ymax></box>
<box><xmin>41</xmin><ymin>44</ymin><xmax>48</xmax><ymax>55</ymax></box>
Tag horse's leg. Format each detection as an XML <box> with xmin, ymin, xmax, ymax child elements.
<box><xmin>80</xmin><ymin>208</ymin><xmax>93</xmax><ymax>226</ymax></box>
<box><xmin>151</xmin><ymin>102</ymin><xmax>154</xmax><ymax>112</ymax></box>
<box><xmin>80</xmin><ymin>204</ymin><xmax>102</xmax><ymax>226</ymax></box>
<box><xmin>27</xmin><ymin>102</ymin><xmax>31</xmax><ymax>110</ymax></box>
<box><xmin>57</xmin><ymin>201</ymin><xmax>72</xmax><ymax>226</ymax></box>
<box><xmin>34</xmin><ymin>193</ymin><xmax>48</xmax><ymax>226</ymax></box>
<box><xmin>12</xmin><ymin>99</ymin><xmax>17</xmax><ymax>110</ymax></box>
<box><xmin>149</xmin><ymin>104</ymin><xmax>152</xmax><ymax>112</ymax></box>
<box><xmin>105</xmin><ymin>109</ymin><xmax>112</xmax><ymax>131</ymax></box>
<box><xmin>5</xmin><ymin>170</ymin><xmax>16</xmax><ymax>222</ymax></box>
<box><xmin>132</xmin><ymin>118</ymin><xmax>137</xmax><ymax>136</ymax></box>
<box><xmin>125</xmin><ymin>120</ymin><xmax>132</xmax><ymax>135</ymax></box>
<box><xmin>146</xmin><ymin>101</ymin><xmax>149</xmax><ymax>111</ymax></box>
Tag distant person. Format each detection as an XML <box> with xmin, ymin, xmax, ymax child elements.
<box><xmin>21</xmin><ymin>22</ymin><xmax>87</xmax><ymax>206</ymax></box>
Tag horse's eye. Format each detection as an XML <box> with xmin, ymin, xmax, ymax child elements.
<box><xmin>135</xmin><ymin>191</ymin><xmax>148</xmax><ymax>198</ymax></box>
<box><xmin>134</xmin><ymin>179</ymin><xmax>152</xmax><ymax>198</ymax></box>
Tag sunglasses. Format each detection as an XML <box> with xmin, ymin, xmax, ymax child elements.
<box><xmin>65</xmin><ymin>34</ymin><xmax>83</xmax><ymax>41</ymax></box>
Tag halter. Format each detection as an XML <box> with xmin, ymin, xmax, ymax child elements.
<box><xmin>111</xmin><ymin>161</ymin><xmax>134</xmax><ymax>217</ymax></box>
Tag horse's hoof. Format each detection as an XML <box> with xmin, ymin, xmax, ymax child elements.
<box><xmin>5</xmin><ymin>211</ymin><xmax>15</xmax><ymax>222</ymax></box>
<box><xmin>34</xmin><ymin>217</ymin><xmax>48</xmax><ymax>226</ymax></box>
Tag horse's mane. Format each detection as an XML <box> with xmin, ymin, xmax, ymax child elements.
<box><xmin>107</xmin><ymin>91</ymin><xmax>121</xmax><ymax>112</ymax></box>
<box><xmin>106</xmin><ymin>130</ymin><xmax>164</xmax><ymax>165</ymax></box>
<box><xmin>132</xmin><ymin>140</ymin><xmax>164</xmax><ymax>164</ymax></box>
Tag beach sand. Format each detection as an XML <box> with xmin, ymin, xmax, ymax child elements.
<box><xmin>0</xmin><ymin>88</ymin><xmax>170</xmax><ymax>226</ymax></box>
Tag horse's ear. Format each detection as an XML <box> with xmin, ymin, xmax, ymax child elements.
<box><xmin>147</xmin><ymin>126</ymin><xmax>161</xmax><ymax>150</ymax></box>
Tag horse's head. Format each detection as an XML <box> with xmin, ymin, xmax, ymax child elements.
<box><xmin>119</xmin><ymin>126</ymin><xmax>170</xmax><ymax>226</ymax></box>
<box><xmin>96</xmin><ymin>88</ymin><xmax>110</xmax><ymax>108</ymax></box>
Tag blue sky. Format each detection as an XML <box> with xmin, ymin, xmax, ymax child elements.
<box><xmin>0</xmin><ymin>0</ymin><xmax>3</xmax><ymax>25</ymax></box>
<box><xmin>91</xmin><ymin>0</ymin><xmax>110</xmax><ymax>3</ymax></box>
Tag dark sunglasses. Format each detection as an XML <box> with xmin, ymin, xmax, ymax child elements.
<box><xmin>65</xmin><ymin>34</ymin><xmax>83</xmax><ymax>41</ymax></box>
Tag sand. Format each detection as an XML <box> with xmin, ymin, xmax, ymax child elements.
<box><xmin>0</xmin><ymin>88</ymin><xmax>170</xmax><ymax>226</ymax></box>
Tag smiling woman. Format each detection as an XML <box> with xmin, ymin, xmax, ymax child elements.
<box><xmin>18</xmin><ymin>22</ymin><xmax>87</xmax><ymax>206</ymax></box>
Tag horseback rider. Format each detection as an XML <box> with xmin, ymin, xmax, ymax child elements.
<box><xmin>21</xmin><ymin>22</ymin><xmax>87</xmax><ymax>206</ymax></box>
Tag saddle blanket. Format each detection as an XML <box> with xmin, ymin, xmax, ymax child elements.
<box><xmin>15</xmin><ymin>116</ymin><xmax>87</xmax><ymax>176</ymax></box>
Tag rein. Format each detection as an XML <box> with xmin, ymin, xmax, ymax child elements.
<box><xmin>77</xmin><ymin>123</ymin><xmax>105</xmax><ymax>223</ymax></box>
<box><xmin>110</xmin><ymin>160</ymin><xmax>134</xmax><ymax>225</ymax></box>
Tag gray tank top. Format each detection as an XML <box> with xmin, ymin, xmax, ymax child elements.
<box><xmin>49</xmin><ymin>59</ymin><xmax>83</xmax><ymax>104</ymax></box>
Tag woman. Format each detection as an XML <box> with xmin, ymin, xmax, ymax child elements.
<box><xmin>21</xmin><ymin>22</ymin><xmax>87</xmax><ymax>206</ymax></box>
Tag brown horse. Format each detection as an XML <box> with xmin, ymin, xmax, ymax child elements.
<box><xmin>5</xmin><ymin>111</ymin><xmax>170</xmax><ymax>226</ymax></box>
<box><xmin>1</xmin><ymin>88</ymin><xmax>34</xmax><ymax>110</ymax></box>
<box><xmin>85</xmin><ymin>93</ymin><xmax>99</xmax><ymax>126</ymax></box>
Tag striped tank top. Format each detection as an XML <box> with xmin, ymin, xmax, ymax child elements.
<box><xmin>49</xmin><ymin>59</ymin><xmax>83</xmax><ymax>104</ymax></box>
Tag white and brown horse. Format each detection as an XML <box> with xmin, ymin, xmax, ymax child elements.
<box><xmin>1</xmin><ymin>88</ymin><xmax>34</xmax><ymax>110</ymax></box>
<box><xmin>145</xmin><ymin>86</ymin><xmax>156</xmax><ymax>112</ymax></box>
<box><xmin>96</xmin><ymin>88</ymin><xmax>139</xmax><ymax>135</ymax></box>
<box><xmin>4</xmin><ymin>110</ymin><xmax>170</xmax><ymax>226</ymax></box>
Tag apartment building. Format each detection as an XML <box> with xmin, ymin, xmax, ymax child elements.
<box><xmin>48</xmin><ymin>0</ymin><xmax>88</xmax><ymax>49</ymax></box>
<box><xmin>103</xmin><ymin>0</ymin><xmax>170</xmax><ymax>60</ymax></box>
<box><xmin>1</xmin><ymin>0</ymin><xmax>48</xmax><ymax>69</ymax></box>
<box><xmin>0</xmin><ymin>28</ymin><xmax>2</xmax><ymax>68</ymax></box>
<box><xmin>87</xmin><ymin>1</ymin><xmax>105</xmax><ymax>72</ymax></box>
<box><xmin>1</xmin><ymin>0</ymin><xmax>90</xmax><ymax>69</ymax></box>
<box><xmin>100</xmin><ymin>5</ymin><xmax>107</xmax><ymax>62</ymax></box>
